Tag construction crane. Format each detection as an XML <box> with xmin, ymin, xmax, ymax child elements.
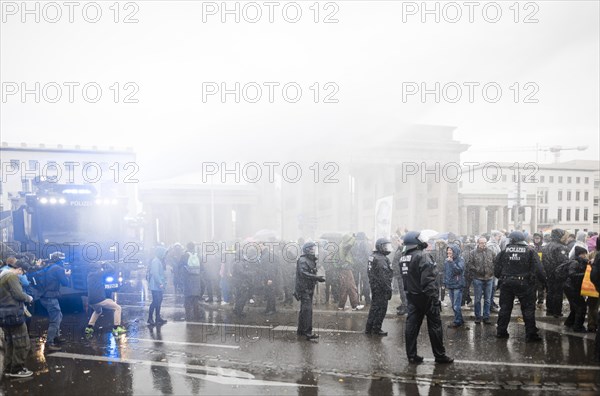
<box><xmin>474</xmin><ymin>145</ymin><xmax>588</xmax><ymax>163</ymax></box>
<box><xmin>539</xmin><ymin>145</ymin><xmax>588</xmax><ymax>163</ymax></box>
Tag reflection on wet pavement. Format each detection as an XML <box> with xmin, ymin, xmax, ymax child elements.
<box><xmin>2</xmin><ymin>277</ymin><xmax>600</xmax><ymax>395</ymax></box>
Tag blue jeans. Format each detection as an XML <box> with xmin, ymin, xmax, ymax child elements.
<box><xmin>473</xmin><ymin>278</ymin><xmax>493</xmax><ymax>320</ymax></box>
<box><xmin>448</xmin><ymin>288</ymin><xmax>463</xmax><ymax>325</ymax></box>
<box><xmin>220</xmin><ymin>277</ymin><xmax>231</xmax><ymax>303</ymax></box>
<box><xmin>40</xmin><ymin>297</ymin><xmax>63</xmax><ymax>345</ymax></box>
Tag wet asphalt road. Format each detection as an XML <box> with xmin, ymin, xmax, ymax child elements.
<box><xmin>2</xmin><ymin>277</ymin><xmax>600</xmax><ymax>395</ymax></box>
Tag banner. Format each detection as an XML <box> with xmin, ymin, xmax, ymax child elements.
<box><xmin>374</xmin><ymin>196</ymin><xmax>393</xmax><ymax>240</ymax></box>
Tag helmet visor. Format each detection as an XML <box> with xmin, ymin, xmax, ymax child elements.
<box><xmin>382</xmin><ymin>243</ymin><xmax>393</xmax><ymax>253</ymax></box>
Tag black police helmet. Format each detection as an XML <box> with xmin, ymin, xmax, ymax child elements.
<box><xmin>508</xmin><ymin>231</ymin><xmax>525</xmax><ymax>243</ymax></box>
<box><xmin>403</xmin><ymin>231</ymin><xmax>426</xmax><ymax>250</ymax></box>
<box><xmin>375</xmin><ymin>238</ymin><xmax>392</xmax><ymax>254</ymax></box>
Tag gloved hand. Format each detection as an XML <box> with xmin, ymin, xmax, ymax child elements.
<box><xmin>317</xmin><ymin>276</ymin><xmax>326</xmax><ymax>283</ymax></box>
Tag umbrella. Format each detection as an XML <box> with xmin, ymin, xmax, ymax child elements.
<box><xmin>419</xmin><ymin>229</ymin><xmax>439</xmax><ymax>242</ymax></box>
<box><xmin>434</xmin><ymin>232</ymin><xmax>450</xmax><ymax>240</ymax></box>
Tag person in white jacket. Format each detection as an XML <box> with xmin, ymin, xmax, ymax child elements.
<box><xmin>569</xmin><ymin>231</ymin><xmax>589</xmax><ymax>259</ymax></box>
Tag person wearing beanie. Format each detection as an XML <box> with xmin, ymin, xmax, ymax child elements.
<box><xmin>563</xmin><ymin>246</ymin><xmax>589</xmax><ymax>332</ymax></box>
<box><xmin>574</xmin><ymin>246</ymin><xmax>588</xmax><ymax>259</ymax></box>
<box><xmin>543</xmin><ymin>229</ymin><xmax>569</xmax><ymax>318</ymax></box>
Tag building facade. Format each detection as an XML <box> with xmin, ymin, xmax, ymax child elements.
<box><xmin>137</xmin><ymin>125</ymin><xmax>469</xmax><ymax>244</ymax></box>
<box><xmin>281</xmin><ymin>125</ymin><xmax>469</xmax><ymax>240</ymax></box>
<box><xmin>458</xmin><ymin>160</ymin><xmax>599</xmax><ymax>235</ymax></box>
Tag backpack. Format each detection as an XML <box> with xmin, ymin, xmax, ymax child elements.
<box><xmin>27</xmin><ymin>264</ymin><xmax>51</xmax><ymax>300</ymax></box>
<box><xmin>554</xmin><ymin>261</ymin><xmax>570</xmax><ymax>283</ymax></box>
<box><xmin>187</xmin><ymin>252</ymin><xmax>200</xmax><ymax>267</ymax></box>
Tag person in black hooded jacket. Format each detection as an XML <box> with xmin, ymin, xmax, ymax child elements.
<box><xmin>588</xmin><ymin>237</ymin><xmax>600</xmax><ymax>362</ymax></box>
<box><xmin>563</xmin><ymin>246</ymin><xmax>589</xmax><ymax>332</ymax></box>
<box><xmin>543</xmin><ymin>229</ymin><xmax>569</xmax><ymax>317</ymax></box>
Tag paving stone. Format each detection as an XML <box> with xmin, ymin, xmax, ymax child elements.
<box><xmin>558</xmin><ymin>382</ymin><xmax>578</xmax><ymax>390</ymax></box>
<box><xmin>576</xmin><ymin>383</ymin><xmax>594</xmax><ymax>389</ymax></box>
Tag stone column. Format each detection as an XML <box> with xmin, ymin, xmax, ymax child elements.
<box><xmin>529</xmin><ymin>205</ymin><xmax>536</xmax><ymax>234</ymax></box>
<box><xmin>507</xmin><ymin>207</ymin><xmax>515</xmax><ymax>231</ymax></box>
<box><xmin>487</xmin><ymin>207</ymin><xmax>497</xmax><ymax>231</ymax></box>
<box><xmin>466</xmin><ymin>206</ymin><xmax>473</xmax><ymax>235</ymax></box>
<box><xmin>478</xmin><ymin>206</ymin><xmax>488</xmax><ymax>235</ymax></box>
<box><xmin>459</xmin><ymin>206</ymin><xmax>468</xmax><ymax>235</ymax></box>
<box><xmin>497</xmin><ymin>206</ymin><xmax>505</xmax><ymax>231</ymax></box>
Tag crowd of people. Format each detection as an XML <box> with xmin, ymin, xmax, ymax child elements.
<box><xmin>1</xmin><ymin>227</ymin><xmax>599</xmax><ymax>377</ymax></box>
<box><xmin>0</xmin><ymin>249</ymin><xmax>125</xmax><ymax>378</ymax></box>
<box><xmin>153</xmin><ymin>228</ymin><xmax>600</xmax><ymax>363</ymax></box>
<box><xmin>156</xmin><ymin>230</ymin><xmax>598</xmax><ymax>329</ymax></box>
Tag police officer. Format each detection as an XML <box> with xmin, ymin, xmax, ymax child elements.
<box><xmin>295</xmin><ymin>241</ymin><xmax>325</xmax><ymax>340</ymax></box>
<box><xmin>400</xmin><ymin>231</ymin><xmax>453</xmax><ymax>364</ymax></box>
<box><xmin>542</xmin><ymin>229</ymin><xmax>569</xmax><ymax>318</ymax></box>
<box><xmin>494</xmin><ymin>231</ymin><xmax>545</xmax><ymax>342</ymax></box>
<box><xmin>365</xmin><ymin>238</ymin><xmax>394</xmax><ymax>336</ymax></box>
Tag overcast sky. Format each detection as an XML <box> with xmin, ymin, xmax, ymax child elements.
<box><xmin>2</xmin><ymin>1</ymin><xmax>598</xmax><ymax>180</ymax></box>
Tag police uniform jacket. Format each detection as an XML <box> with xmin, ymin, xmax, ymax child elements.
<box><xmin>295</xmin><ymin>254</ymin><xmax>320</xmax><ymax>295</ymax></box>
<box><xmin>494</xmin><ymin>242</ymin><xmax>545</xmax><ymax>283</ymax></box>
<box><xmin>400</xmin><ymin>248</ymin><xmax>438</xmax><ymax>299</ymax></box>
<box><xmin>367</xmin><ymin>251</ymin><xmax>393</xmax><ymax>299</ymax></box>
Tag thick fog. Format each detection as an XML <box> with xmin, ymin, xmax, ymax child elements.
<box><xmin>1</xmin><ymin>1</ymin><xmax>599</xmax><ymax>242</ymax></box>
